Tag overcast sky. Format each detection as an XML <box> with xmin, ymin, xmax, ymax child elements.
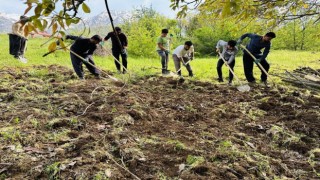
<box><xmin>0</xmin><ymin>0</ymin><xmax>177</xmax><ymax>18</ymax></box>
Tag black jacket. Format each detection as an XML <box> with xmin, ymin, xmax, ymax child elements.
<box><xmin>104</xmin><ymin>32</ymin><xmax>128</xmax><ymax>52</ymax></box>
<box><xmin>70</xmin><ymin>36</ymin><xmax>97</xmax><ymax>57</ymax></box>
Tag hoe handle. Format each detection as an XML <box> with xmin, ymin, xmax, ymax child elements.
<box><xmin>240</xmin><ymin>44</ymin><xmax>272</xmax><ymax>81</ymax></box>
<box><xmin>218</xmin><ymin>52</ymin><xmax>241</xmax><ymax>84</ymax></box>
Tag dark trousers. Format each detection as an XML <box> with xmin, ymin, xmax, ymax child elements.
<box><xmin>217</xmin><ymin>59</ymin><xmax>235</xmax><ymax>82</ymax></box>
<box><xmin>70</xmin><ymin>53</ymin><xmax>100</xmax><ymax>79</ymax></box>
<box><xmin>243</xmin><ymin>53</ymin><xmax>270</xmax><ymax>82</ymax></box>
<box><xmin>9</xmin><ymin>34</ymin><xmax>27</xmax><ymax>57</ymax></box>
<box><xmin>112</xmin><ymin>50</ymin><xmax>127</xmax><ymax>72</ymax></box>
<box><xmin>157</xmin><ymin>50</ymin><xmax>169</xmax><ymax>70</ymax></box>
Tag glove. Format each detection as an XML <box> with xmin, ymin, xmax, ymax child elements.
<box><xmin>255</xmin><ymin>58</ymin><xmax>261</xmax><ymax>64</ymax></box>
<box><xmin>216</xmin><ymin>48</ymin><xmax>220</xmax><ymax>53</ymax></box>
<box><xmin>121</xmin><ymin>48</ymin><xmax>127</xmax><ymax>55</ymax></box>
<box><xmin>65</xmin><ymin>35</ymin><xmax>71</xmax><ymax>40</ymax></box>
<box><xmin>83</xmin><ymin>57</ymin><xmax>89</xmax><ymax>62</ymax></box>
<box><xmin>236</xmin><ymin>39</ymin><xmax>242</xmax><ymax>45</ymax></box>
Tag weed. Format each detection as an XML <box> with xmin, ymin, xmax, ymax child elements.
<box><xmin>186</xmin><ymin>155</ymin><xmax>205</xmax><ymax>167</ymax></box>
<box><xmin>308</xmin><ymin>148</ymin><xmax>320</xmax><ymax>177</ymax></box>
<box><xmin>30</xmin><ymin>118</ymin><xmax>40</xmax><ymax>129</ymax></box>
<box><xmin>93</xmin><ymin>171</ymin><xmax>109</xmax><ymax>180</ymax></box>
<box><xmin>45</xmin><ymin>129</ymin><xmax>71</xmax><ymax>142</ymax></box>
<box><xmin>45</xmin><ymin>162</ymin><xmax>61</xmax><ymax>180</ymax></box>
<box><xmin>167</xmin><ymin>140</ymin><xmax>186</xmax><ymax>151</ymax></box>
<box><xmin>111</xmin><ymin>107</ymin><xmax>117</xmax><ymax>113</ymax></box>
<box><xmin>0</xmin><ymin>174</ymin><xmax>7</xmax><ymax>180</ymax></box>
<box><xmin>267</xmin><ymin>125</ymin><xmax>301</xmax><ymax>146</ymax></box>
<box><xmin>13</xmin><ymin>117</ymin><xmax>20</xmax><ymax>124</ymax></box>
<box><xmin>156</xmin><ymin>172</ymin><xmax>169</xmax><ymax>180</ymax></box>
<box><xmin>0</xmin><ymin>127</ymin><xmax>21</xmax><ymax>142</ymax></box>
<box><xmin>69</xmin><ymin>117</ymin><xmax>78</xmax><ymax>125</ymax></box>
<box><xmin>213</xmin><ymin>140</ymin><xmax>246</xmax><ymax>162</ymax></box>
<box><xmin>28</xmin><ymin>69</ymin><xmax>49</xmax><ymax>78</ymax></box>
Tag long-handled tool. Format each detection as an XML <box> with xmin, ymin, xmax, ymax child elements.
<box><xmin>218</xmin><ymin>52</ymin><xmax>250</xmax><ymax>92</ymax></box>
<box><xmin>164</xmin><ymin>34</ymin><xmax>173</xmax><ymax>74</ymax></box>
<box><xmin>240</xmin><ymin>44</ymin><xmax>273</xmax><ymax>83</ymax></box>
<box><xmin>101</xmin><ymin>45</ymin><xmax>129</xmax><ymax>73</ymax></box>
<box><xmin>66</xmin><ymin>48</ymin><xmax>119</xmax><ymax>82</ymax></box>
<box><xmin>176</xmin><ymin>57</ymin><xmax>192</xmax><ymax>75</ymax></box>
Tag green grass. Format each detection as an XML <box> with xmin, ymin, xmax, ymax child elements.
<box><xmin>1</xmin><ymin>34</ymin><xmax>319</xmax><ymax>82</ymax></box>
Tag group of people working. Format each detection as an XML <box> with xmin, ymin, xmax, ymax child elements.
<box><xmin>9</xmin><ymin>16</ymin><xmax>276</xmax><ymax>85</ymax></box>
<box><xmin>156</xmin><ymin>29</ymin><xmax>276</xmax><ymax>85</ymax></box>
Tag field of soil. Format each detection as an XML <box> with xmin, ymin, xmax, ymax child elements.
<box><xmin>0</xmin><ymin>65</ymin><xmax>319</xmax><ymax>179</ymax></box>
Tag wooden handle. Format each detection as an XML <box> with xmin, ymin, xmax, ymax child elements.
<box><xmin>240</xmin><ymin>44</ymin><xmax>271</xmax><ymax>80</ymax></box>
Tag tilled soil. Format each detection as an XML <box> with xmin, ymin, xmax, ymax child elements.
<box><xmin>0</xmin><ymin>65</ymin><xmax>319</xmax><ymax>179</ymax></box>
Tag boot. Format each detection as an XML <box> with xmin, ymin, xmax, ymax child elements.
<box><xmin>162</xmin><ymin>69</ymin><xmax>169</xmax><ymax>75</ymax></box>
<box><xmin>188</xmin><ymin>71</ymin><xmax>193</xmax><ymax>77</ymax></box>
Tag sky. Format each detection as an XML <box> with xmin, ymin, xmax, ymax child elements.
<box><xmin>0</xmin><ymin>0</ymin><xmax>177</xmax><ymax>18</ymax></box>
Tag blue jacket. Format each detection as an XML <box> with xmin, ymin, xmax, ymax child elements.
<box><xmin>239</xmin><ymin>33</ymin><xmax>271</xmax><ymax>60</ymax></box>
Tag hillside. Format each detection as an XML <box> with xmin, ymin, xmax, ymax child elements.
<box><xmin>0</xmin><ymin>12</ymin><xmax>19</xmax><ymax>33</ymax></box>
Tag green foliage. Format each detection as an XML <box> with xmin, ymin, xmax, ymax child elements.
<box><xmin>167</xmin><ymin>140</ymin><xmax>186</xmax><ymax>151</ymax></box>
<box><xmin>186</xmin><ymin>155</ymin><xmax>205</xmax><ymax>167</ymax></box>
<box><xmin>45</xmin><ymin>162</ymin><xmax>61</xmax><ymax>180</ymax></box>
<box><xmin>171</xmin><ymin>0</ymin><xmax>320</xmax><ymax>25</ymax></box>
<box><xmin>0</xmin><ymin>127</ymin><xmax>21</xmax><ymax>142</ymax></box>
<box><xmin>122</xmin><ymin>7</ymin><xmax>179</xmax><ymax>58</ymax></box>
<box><xmin>273</xmin><ymin>20</ymin><xmax>320</xmax><ymax>51</ymax></box>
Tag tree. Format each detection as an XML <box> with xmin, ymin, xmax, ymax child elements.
<box><xmin>121</xmin><ymin>6</ymin><xmax>179</xmax><ymax>58</ymax></box>
<box><xmin>170</xmin><ymin>0</ymin><xmax>320</xmax><ymax>25</ymax></box>
<box><xmin>23</xmin><ymin>0</ymin><xmax>92</xmax><ymax>53</ymax></box>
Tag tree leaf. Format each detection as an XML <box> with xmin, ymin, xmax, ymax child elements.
<box><xmin>24</xmin><ymin>26</ymin><xmax>29</xmax><ymax>37</ymax></box>
<box><xmin>52</xmin><ymin>22</ymin><xmax>58</xmax><ymax>33</ymax></box>
<box><xmin>42</xmin><ymin>19</ymin><xmax>48</xmax><ymax>30</ymax></box>
<box><xmin>82</xmin><ymin>3</ymin><xmax>91</xmax><ymax>13</ymax></box>
<box><xmin>34</xmin><ymin>4</ymin><xmax>43</xmax><ymax>15</ymax></box>
<box><xmin>58</xmin><ymin>39</ymin><xmax>66</xmax><ymax>49</ymax></box>
<box><xmin>34</xmin><ymin>19</ymin><xmax>43</xmax><ymax>31</ymax></box>
<box><xmin>58</xmin><ymin>19</ymin><xmax>65</xmax><ymax>30</ymax></box>
<box><xmin>43</xmin><ymin>3</ymin><xmax>55</xmax><ymax>16</ymax></box>
<box><xmin>48</xmin><ymin>42</ymin><xmax>57</xmax><ymax>52</ymax></box>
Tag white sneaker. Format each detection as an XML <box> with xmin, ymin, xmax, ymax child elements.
<box><xmin>19</xmin><ymin>56</ymin><xmax>28</xmax><ymax>63</ymax></box>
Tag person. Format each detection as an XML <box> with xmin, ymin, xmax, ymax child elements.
<box><xmin>9</xmin><ymin>15</ymin><xmax>29</xmax><ymax>63</ymax></box>
<box><xmin>237</xmin><ymin>32</ymin><xmax>276</xmax><ymax>85</ymax></box>
<box><xmin>68</xmin><ymin>35</ymin><xmax>102</xmax><ymax>80</ymax></box>
<box><xmin>104</xmin><ymin>27</ymin><xmax>128</xmax><ymax>74</ymax></box>
<box><xmin>172</xmin><ymin>41</ymin><xmax>194</xmax><ymax>78</ymax></box>
<box><xmin>215</xmin><ymin>40</ymin><xmax>238</xmax><ymax>84</ymax></box>
<box><xmin>157</xmin><ymin>29</ymin><xmax>171</xmax><ymax>75</ymax></box>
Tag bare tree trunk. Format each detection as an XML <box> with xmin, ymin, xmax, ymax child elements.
<box><xmin>300</xmin><ymin>26</ymin><xmax>306</xmax><ymax>50</ymax></box>
<box><xmin>293</xmin><ymin>19</ymin><xmax>297</xmax><ymax>51</ymax></box>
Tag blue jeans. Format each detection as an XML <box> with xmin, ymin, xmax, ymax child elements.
<box><xmin>157</xmin><ymin>50</ymin><xmax>169</xmax><ymax>70</ymax></box>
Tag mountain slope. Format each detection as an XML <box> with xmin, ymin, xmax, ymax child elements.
<box><xmin>0</xmin><ymin>12</ymin><xmax>19</xmax><ymax>33</ymax></box>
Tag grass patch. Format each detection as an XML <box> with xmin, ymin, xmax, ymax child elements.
<box><xmin>0</xmin><ymin>34</ymin><xmax>319</xmax><ymax>83</ymax></box>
